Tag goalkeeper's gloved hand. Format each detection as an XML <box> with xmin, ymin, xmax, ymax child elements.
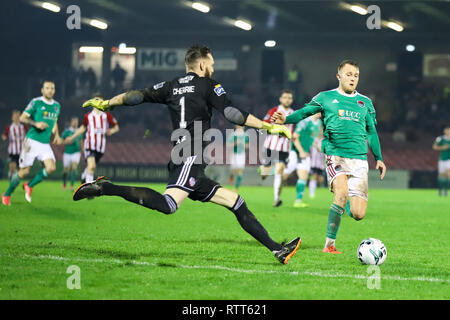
<box><xmin>261</xmin><ymin>122</ymin><xmax>291</xmax><ymax>140</ymax></box>
<box><xmin>82</xmin><ymin>97</ymin><xmax>112</xmax><ymax>111</ymax></box>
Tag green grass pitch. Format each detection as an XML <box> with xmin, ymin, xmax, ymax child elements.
<box><xmin>0</xmin><ymin>180</ymin><xmax>449</xmax><ymax>299</ymax></box>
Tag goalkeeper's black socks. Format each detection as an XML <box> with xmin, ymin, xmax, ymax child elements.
<box><xmin>229</xmin><ymin>196</ymin><xmax>282</xmax><ymax>252</ymax></box>
<box><xmin>101</xmin><ymin>182</ymin><xmax>177</xmax><ymax>214</ymax></box>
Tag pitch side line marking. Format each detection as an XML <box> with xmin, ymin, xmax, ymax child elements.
<box><xmin>21</xmin><ymin>254</ymin><xmax>450</xmax><ymax>284</ymax></box>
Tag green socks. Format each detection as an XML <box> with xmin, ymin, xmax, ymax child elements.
<box><xmin>29</xmin><ymin>169</ymin><xmax>48</xmax><ymax>188</ymax></box>
<box><xmin>70</xmin><ymin>170</ymin><xmax>76</xmax><ymax>187</ymax></box>
<box><xmin>326</xmin><ymin>203</ymin><xmax>344</xmax><ymax>240</ymax></box>
<box><xmin>296</xmin><ymin>179</ymin><xmax>307</xmax><ymax>200</ymax></box>
<box><xmin>344</xmin><ymin>200</ymin><xmax>353</xmax><ymax>218</ymax></box>
<box><xmin>234</xmin><ymin>174</ymin><xmax>242</xmax><ymax>189</ymax></box>
<box><xmin>5</xmin><ymin>173</ymin><xmax>21</xmax><ymax>196</ymax></box>
<box><xmin>438</xmin><ymin>177</ymin><xmax>448</xmax><ymax>196</ymax></box>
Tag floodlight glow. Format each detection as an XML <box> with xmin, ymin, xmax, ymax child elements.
<box><xmin>90</xmin><ymin>19</ymin><xmax>108</xmax><ymax>30</ymax></box>
<box><xmin>118</xmin><ymin>47</ymin><xmax>136</xmax><ymax>54</ymax></box>
<box><xmin>350</xmin><ymin>5</ymin><xmax>367</xmax><ymax>15</ymax></box>
<box><xmin>41</xmin><ymin>2</ymin><xmax>61</xmax><ymax>13</ymax></box>
<box><xmin>234</xmin><ymin>20</ymin><xmax>252</xmax><ymax>31</ymax></box>
<box><xmin>264</xmin><ymin>40</ymin><xmax>276</xmax><ymax>47</ymax></box>
<box><xmin>192</xmin><ymin>2</ymin><xmax>210</xmax><ymax>13</ymax></box>
<box><xmin>79</xmin><ymin>46</ymin><xmax>104</xmax><ymax>53</ymax></box>
<box><xmin>386</xmin><ymin>21</ymin><xmax>403</xmax><ymax>32</ymax></box>
<box><xmin>406</xmin><ymin>44</ymin><xmax>415</xmax><ymax>52</ymax></box>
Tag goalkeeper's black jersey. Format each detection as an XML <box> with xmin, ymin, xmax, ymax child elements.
<box><xmin>138</xmin><ymin>72</ymin><xmax>248</xmax><ymax>164</ymax></box>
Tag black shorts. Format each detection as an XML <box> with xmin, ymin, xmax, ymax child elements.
<box><xmin>8</xmin><ymin>154</ymin><xmax>19</xmax><ymax>166</ymax></box>
<box><xmin>166</xmin><ymin>157</ymin><xmax>221</xmax><ymax>202</ymax></box>
<box><xmin>85</xmin><ymin>149</ymin><xmax>104</xmax><ymax>164</ymax></box>
<box><xmin>261</xmin><ymin>148</ymin><xmax>290</xmax><ymax>166</ymax></box>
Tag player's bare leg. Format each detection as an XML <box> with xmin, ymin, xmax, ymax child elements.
<box><xmin>8</xmin><ymin>162</ymin><xmax>17</xmax><ymax>180</ymax></box>
<box><xmin>2</xmin><ymin>166</ymin><xmax>30</xmax><ymax>205</ymax></box>
<box><xmin>323</xmin><ymin>174</ymin><xmax>347</xmax><ymax>253</ymax></box>
<box><xmin>85</xmin><ymin>157</ymin><xmax>97</xmax><ymax>183</ymax></box>
<box><xmin>209</xmin><ymin>187</ymin><xmax>301</xmax><ymax>264</ymax></box>
<box><xmin>347</xmin><ymin>196</ymin><xmax>368</xmax><ymax>220</ymax></box>
<box><xmin>273</xmin><ymin>162</ymin><xmax>285</xmax><ymax>207</ymax></box>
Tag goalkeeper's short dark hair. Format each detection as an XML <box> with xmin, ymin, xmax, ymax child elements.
<box><xmin>338</xmin><ymin>60</ymin><xmax>359</xmax><ymax>71</ymax></box>
<box><xmin>185</xmin><ymin>44</ymin><xmax>212</xmax><ymax>67</ymax></box>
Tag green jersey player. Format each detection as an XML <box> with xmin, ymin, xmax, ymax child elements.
<box><xmin>272</xmin><ymin>60</ymin><xmax>387</xmax><ymax>254</ymax></box>
<box><xmin>432</xmin><ymin>126</ymin><xmax>450</xmax><ymax>196</ymax></box>
<box><xmin>2</xmin><ymin>81</ymin><xmax>63</xmax><ymax>205</ymax></box>
<box><xmin>227</xmin><ymin>125</ymin><xmax>249</xmax><ymax>191</ymax></box>
<box><xmin>291</xmin><ymin>113</ymin><xmax>322</xmax><ymax>208</ymax></box>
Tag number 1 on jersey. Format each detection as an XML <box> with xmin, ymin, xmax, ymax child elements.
<box><xmin>179</xmin><ymin>96</ymin><xmax>187</xmax><ymax>129</ymax></box>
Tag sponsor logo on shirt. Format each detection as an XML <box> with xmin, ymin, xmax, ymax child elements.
<box><xmin>178</xmin><ymin>75</ymin><xmax>194</xmax><ymax>84</ymax></box>
<box><xmin>153</xmin><ymin>82</ymin><xmax>165</xmax><ymax>90</ymax></box>
<box><xmin>338</xmin><ymin>109</ymin><xmax>361</xmax><ymax>122</ymax></box>
<box><xmin>214</xmin><ymin>84</ymin><xmax>226</xmax><ymax>96</ymax></box>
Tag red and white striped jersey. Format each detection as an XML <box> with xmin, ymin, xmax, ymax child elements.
<box><xmin>3</xmin><ymin>123</ymin><xmax>27</xmax><ymax>155</ymax></box>
<box><xmin>83</xmin><ymin>111</ymin><xmax>118</xmax><ymax>153</ymax></box>
<box><xmin>263</xmin><ymin>105</ymin><xmax>294</xmax><ymax>152</ymax></box>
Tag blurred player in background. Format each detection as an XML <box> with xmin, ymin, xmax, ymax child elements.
<box><xmin>65</xmin><ymin>94</ymin><xmax>119</xmax><ymax>184</ymax></box>
<box><xmin>227</xmin><ymin>125</ymin><xmax>249</xmax><ymax>192</ymax></box>
<box><xmin>61</xmin><ymin>117</ymin><xmax>83</xmax><ymax>191</ymax></box>
<box><xmin>73</xmin><ymin>45</ymin><xmax>300</xmax><ymax>264</ymax></box>
<box><xmin>259</xmin><ymin>89</ymin><xmax>295</xmax><ymax>207</ymax></box>
<box><xmin>2</xmin><ymin>110</ymin><xmax>28</xmax><ymax>179</ymax></box>
<box><xmin>291</xmin><ymin>113</ymin><xmax>322</xmax><ymax>208</ymax></box>
<box><xmin>309</xmin><ymin>134</ymin><xmax>326</xmax><ymax>198</ymax></box>
<box><xmin>272</xmin><ymin>60</ymin><xmax>386</xmax><ymax>254</ymax></box>
<box><xmin>2</xmin><ymin>81</ymin><xmax>63</xmax><ymax>205</ymax></box>
<box><xmin>432</xmin><ymin>126</ymin><xmax>450</xmax><ymax>197</ymax></box>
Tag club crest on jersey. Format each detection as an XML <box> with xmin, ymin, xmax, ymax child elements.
<box><xmin>188</xmin><ymin>177</ymin><xmax>196</xmax><ymax>187</ymax></box>
<box><xmin>214</xmin><ymin>84</ymin><xmax>226</xmax><ymax>96</ymax></box>
<box><xmin>357</xmin><ymin>100</ymin><xmax>365</xmax><ymax>108</ymax></box>
<box><xmin>153</xmin><ymin>82</ymin><xmax>165</xmax><ymax>90</ymax></box>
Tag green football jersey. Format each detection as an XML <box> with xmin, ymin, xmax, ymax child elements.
<box><xmin>23</xmin><ymin>96</ymin><xmax>61</xmax><ymax>144</ymax></box>
<box><xmin>227</xmin><ymin>130</ymin><xmax>249</xmax><ymax>155</ymax></box>
<box><xmin>434</xmin><ymin>135</ymin><xmax>450</xmax><ymax>160</ymax></box>
<box><xmin>292</xmin><ymin>117</ymin><xmax>322</xmax><ymax>154</ymax></box>
<box><xmin>286</xmin><ymin>88</ymin><xmax>382</xmax><ymax>161</ymax></box>
<box><xmin>62</xmin><ymin>127</ymin><xmax>83</xmax><ymax>154</ymax></box>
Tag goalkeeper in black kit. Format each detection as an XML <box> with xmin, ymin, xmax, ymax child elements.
<box><xmin>74</xmin><ymin>45</ymin><xmax>301</xmax><ymax>264</ymax></box>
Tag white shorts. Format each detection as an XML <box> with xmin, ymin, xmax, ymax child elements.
<box><xmin>19</xmin><ymin>138</ymin><xmax>55</xmax><ymax>168</ymax></box>
<box><xmin>63</xmin><ymin>152</ymin><xmax>81</xmax><ymax>168</ymax></box>
<box><xmin>438</xmin><ymin>160</ymin><xmax>450</xmax><ymax>174</ymax></box>
<box><xmin>230</xmin><ymin>153</ymin><xmax>246</xmax><ymax>170</ymax></box>
<box><xmin>283</xmin><ymin>150</ymin><xmax>298</xmax><ymax>175</ymax></box>
<box><xmin>325</xmin><ymin>155</ymin><xmax>369</xmax><ymax>201</ymax></box>
<box><xmin>297</xmin><ymin>156</ymin><xmax>311</xmax><ymax>172</ymax></box>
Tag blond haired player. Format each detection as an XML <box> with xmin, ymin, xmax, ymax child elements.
<box><xmin>272</xmin><ymin>60</ymin><xmax>386</xmax><ymax>253</ymax></box>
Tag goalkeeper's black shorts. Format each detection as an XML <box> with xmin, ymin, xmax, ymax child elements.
<box><xmin>166</xmin><ymin>156</ymin><xmax>221</xmax><ymax>202</ymax></box>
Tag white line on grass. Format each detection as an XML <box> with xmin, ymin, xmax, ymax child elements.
<box><xmin>21</xmin><ymin>254</ymin><xmax>449</xmax><ymax>284</ymax></box>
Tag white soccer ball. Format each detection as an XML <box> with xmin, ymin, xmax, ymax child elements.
<box><xmin>357</xmin><ymin>238</ymin><xmax>387</xmax><ymax>265</ymax></box>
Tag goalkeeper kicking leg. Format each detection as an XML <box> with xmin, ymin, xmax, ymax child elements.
<box><xmin>73</xmin><ymin>172</ymin><xmax>301</xmax><ymax>264</ymax></box>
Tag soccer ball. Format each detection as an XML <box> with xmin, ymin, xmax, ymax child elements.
<box><xmin>357</xmin><ymin>238</ymin><xmax>387</xmax><ymax>265</ymax></box>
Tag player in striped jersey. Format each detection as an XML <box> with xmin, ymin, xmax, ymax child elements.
<box><xmin>259</xmin><ymin>90</ymin><xmax>295</xmax><ymax>207</ymax></box>
<box><xmin>65</xmin><ymin>94</ymin><xmax>119</xmax><ymax>183</ymax></box>
<box><xmin>309</xmin><ymin>135</ymin><xmax>326</xmax><ymax>198</ymax></box>
<box><xmin>2</xmin><ymin>110</ymin><xmax>28</xmax><ymax>179</ymax></box>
